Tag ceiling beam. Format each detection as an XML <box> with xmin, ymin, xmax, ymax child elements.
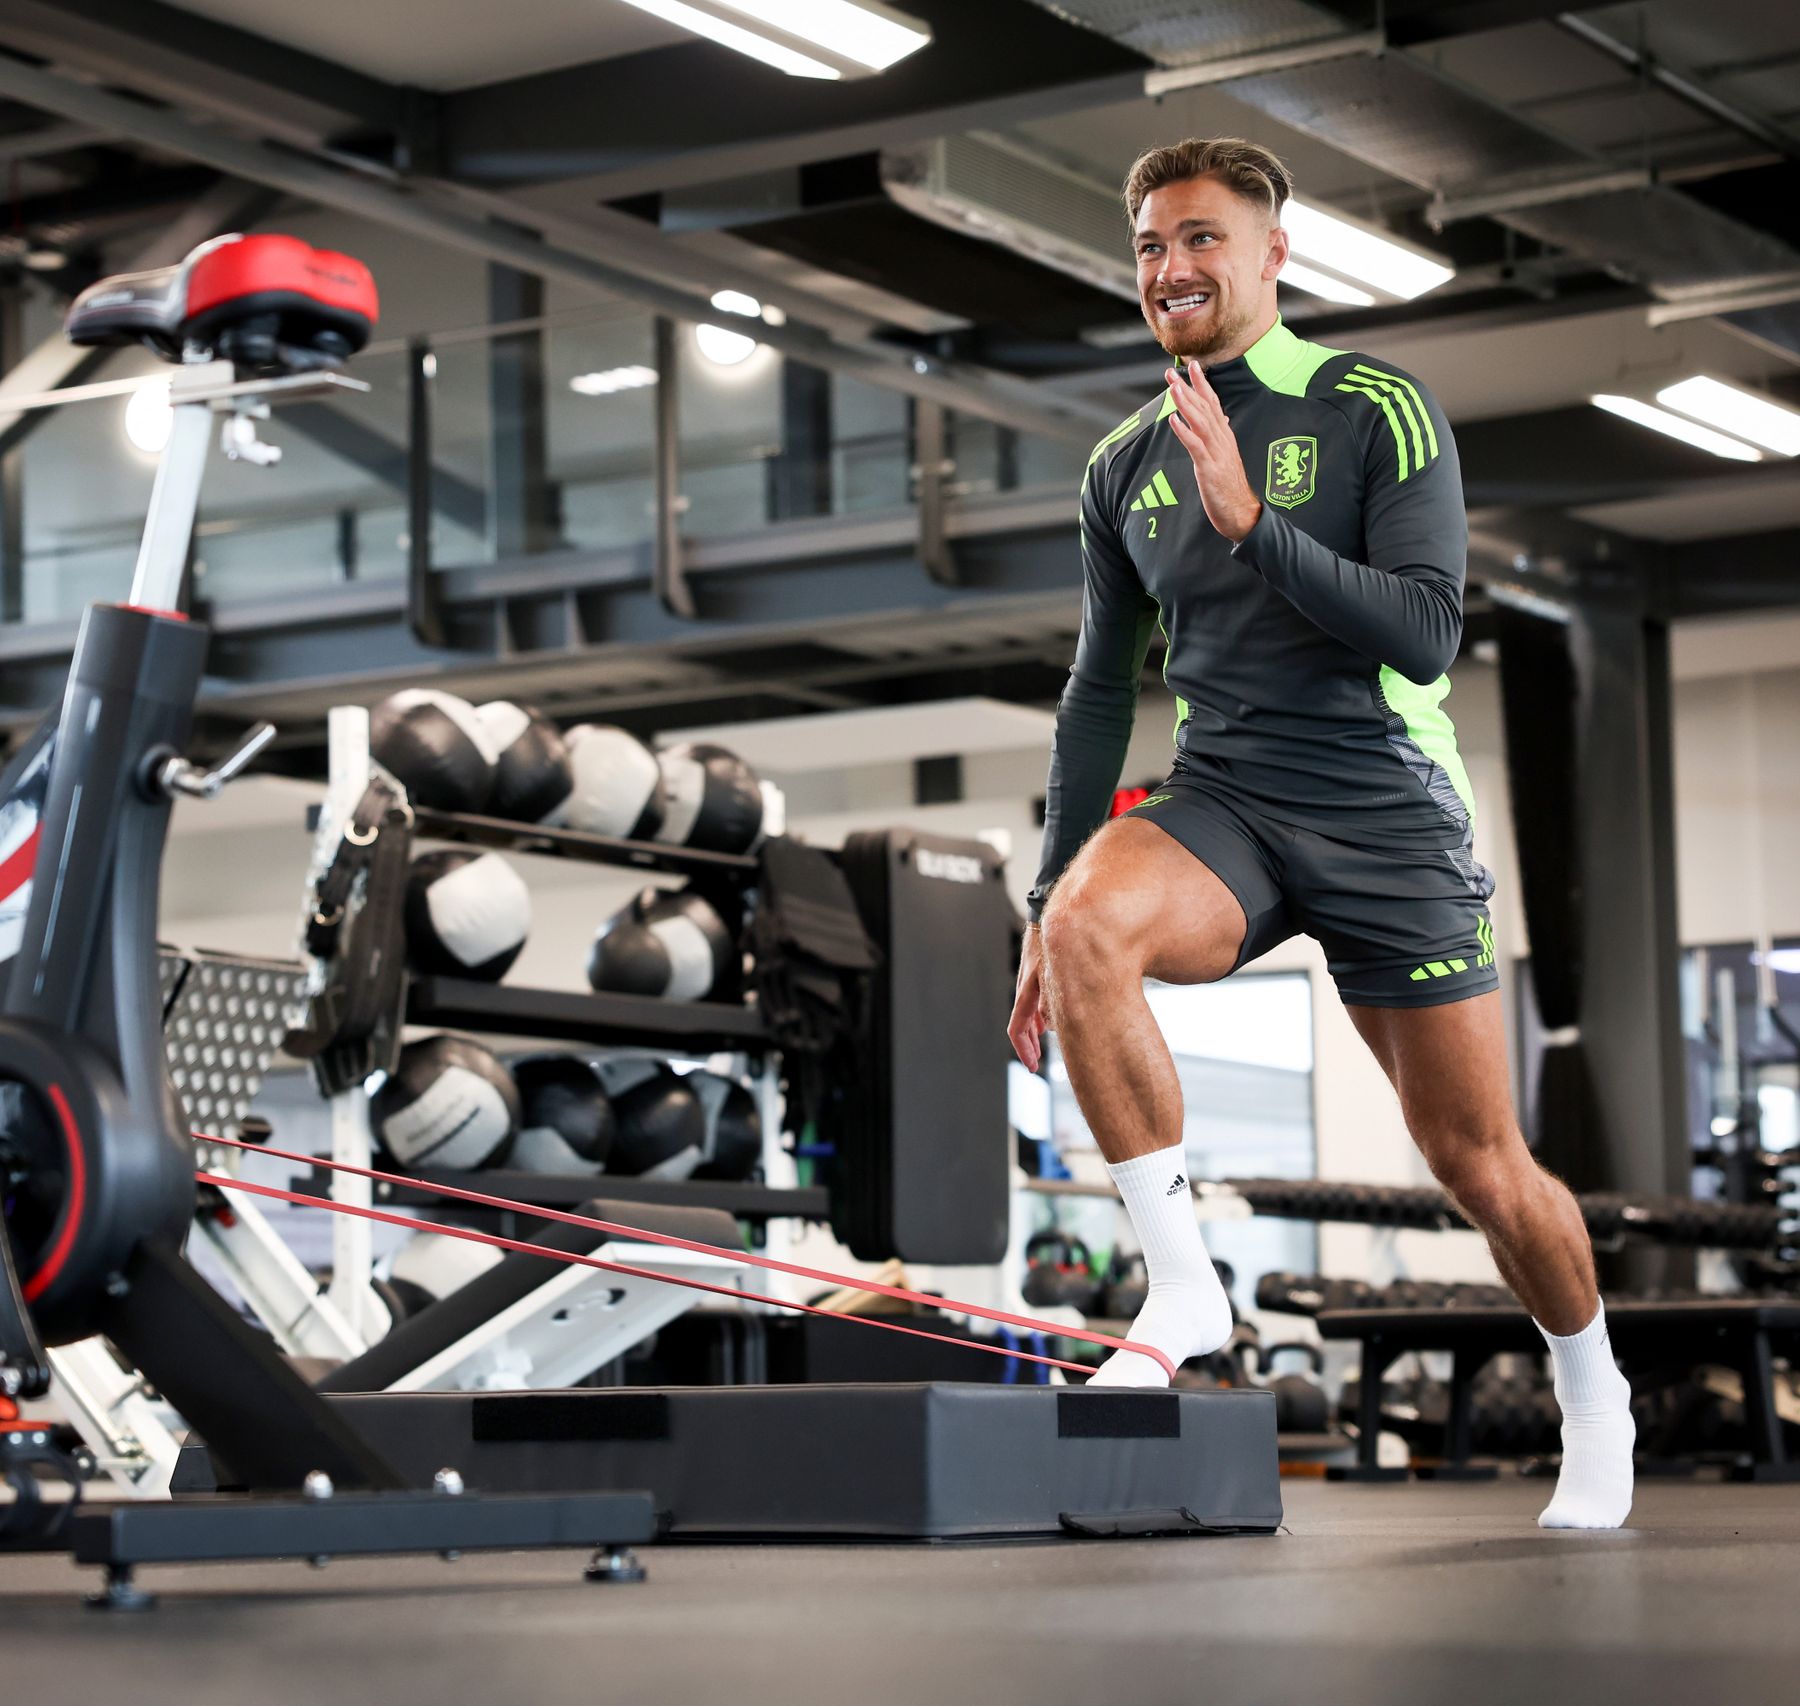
<box><xmin>0</xmin><ymin>120</ymin><xmax>108</xmax><ymax>164</ymax></box>
<box><xmin>0</xmin><ymin>0</ymin><xmax>410</xmax><ymax>148</ymax></box>
<box><xmin>439</xmin><ymin>0</ymin><xmax>1148</xmax><ymax>194</ymax></box>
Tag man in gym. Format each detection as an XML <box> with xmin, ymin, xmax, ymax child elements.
<box><xmin>1007</xmin><ymin>137</ymin><xmax>1633</xmax><ymax>1529</ymax></box>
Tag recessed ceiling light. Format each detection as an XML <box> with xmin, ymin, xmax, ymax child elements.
<box><xmin>1655</xmin><ymin>375</ymin><xmax>1800</xmax><ymax>458</ymax></box>
<box><xmin>695</xmin><ymin>291</ymin><xmax>762</xmax><ymax>366</ymax></box>
<box><xmin>124</xmin><ymin>379</ymin><xmax>172</xmax><ymax>455</ymax></box>
<box><xmin>1591</xmin><ymin>393</ymin><xmax>1762</xmax><ymax>462</ymax></box>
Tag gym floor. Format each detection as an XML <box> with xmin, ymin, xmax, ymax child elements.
<box><xmin>2</xmin><ymin>1480</ymin><xmax>1794</xmax><ymax>1704</ymax></box>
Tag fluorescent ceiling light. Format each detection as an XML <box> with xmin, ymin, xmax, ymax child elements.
<box><xmin>1591</xmin><ymin>393</ymin><xmax>1763</xmax><ymax>462</ymax></box>
<box><xmin>1282</xmin><ymin>200</ymin><xmax>1454</xmax><ymax>300</ymax></box>
<box><xmin>1655</xmin><ymin>375</ymin><xmax>1800</xmax><ymax>457</ymax></box>
<box><xmin>569</xmin><ymin>365</ymin><xmax>658</xmax><ymax>396</ymax></box>
<box><xmin>613</xmin><ymin>0</ymin><xmax>929</xmax><ymax>80</ymax></box>
<box><xmin>614</xmin><ymin>0</ymin><xmax>839</xmax><ymax>77</ymax></box>
<box><xmin>712</xmin><ymin>0</ymin><xmax>929</xmax><ymax>70</ymax></box>
<box><xmin>1278</xmin><ymin>260</ymin><xmax>1377</xmax><ymax>307</ymax></box>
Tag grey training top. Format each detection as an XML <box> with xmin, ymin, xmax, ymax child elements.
<box><xmin>1029</xmin><ymin>317</ymin><xmax>1474</xmax><ymax>921</ymax></box>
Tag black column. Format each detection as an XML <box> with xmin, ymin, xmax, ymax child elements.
<box><xmin>486</xmin><ymin>264</ymin><xmax>558</xmax><ymax>559</ymax></box>
<box><xmin>768</xmin><ymin>359</ymin><xmax>831</xmax><ymax>521</ymax></box>
<box><xmin>1496</xmin><ymin>569</ymin><xmax>1689</xmax><ymax>1288</ymax></box>
<box><xmin>1573</xmin><ymin>600</ymin><xmax>1687</xmax><ymax>1194</ymax></box>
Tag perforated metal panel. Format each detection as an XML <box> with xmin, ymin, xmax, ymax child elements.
<box><xmin>159</xmin><ymin>950</ymin><xmax>308</xmax><ymax>1140</ymax></box>
<box><xmin>1035</xmin><ymin>0</ymin><xmax>1337</xmax><ymax>65</ymax></box>
<box><xmin>1228</xmin><ymin>54</ymin><xmax>1578</xmax><ymax>191</ymax></box>
<box><xmin>1505</xmin><ymin>187</ymin><xmax>1800</xmax><ymax>295</ymax></box>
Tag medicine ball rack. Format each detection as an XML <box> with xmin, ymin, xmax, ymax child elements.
<box><xmin>274</xmin><ymin>707</ymin><xmax>831</xmax><ymax>1414</ymax></box>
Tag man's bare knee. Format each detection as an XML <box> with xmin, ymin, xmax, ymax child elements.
<box><xmin>1417</xmin><ymin>1123</ymin><xmax>1531</xmax><ymax>1228</ymax></box>
<box><xmin>1041</xmin><ymin>878</ymin><xmax>1145</xmax><ymax>983</ymax></box>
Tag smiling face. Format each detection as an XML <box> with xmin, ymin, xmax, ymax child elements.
<box><xmin>1133</xmin><ymin>173</ymin><xmax>1286</xmax><ymax>366</ymax></box>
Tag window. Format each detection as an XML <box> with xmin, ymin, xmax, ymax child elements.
<box><xmin>1042</xmin><ymin>970</ymin><xmax>1317</xmax><ymax>1307</ymax></box>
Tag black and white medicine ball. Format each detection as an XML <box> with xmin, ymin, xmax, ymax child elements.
<box><xmin>369</xmin><ymin>688</ymin><xmax>498</xmax><ymax>813</ymax></box>
<box><xmin>654</xmin><ymin>742</ymin><xmax>764</xmax><ymax>854</ymax></box>
<box><xmin>548</xmin><ymin>724</ymin><xmax>664</xmax><ymax>841</ymax></box>
<box><xmin>370</xmin><ymin>1034</ymin><xmax>520</xmax><ymax>1171</ymax></box>
<box><xmin>588</xmin><ymin>887</ymin><xmax>734</xmax><ymax>1003</ymax></box>
<box><xmin>509</xmin><ymin>1053</ymin><xmax>616</xmax><ymax>1173</ymax></box>
<box><xmin>687</xmin><ymin>1069</ymin><xmax>762</xmax><ymax>1182</ymax></box>
<box><xmin>595</xmin><ymin>1059</ymin><xmax>706</xmax><ymax>1181</ymax></box>
<box><xmin>403</xmin><ymin>849</ymin><xmax>532</xmax><ymax>982</ymax></box>
<box><xmin>475</xmin><ymin>701</ymin><xmax>574</xmax><ymax>824</ymax></box>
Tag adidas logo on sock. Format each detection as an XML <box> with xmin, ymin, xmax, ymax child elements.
<box><xmin>1167</xmin><ymin>1173</ymin><xmax>1187</xmax><ymax>1196</ymax></box>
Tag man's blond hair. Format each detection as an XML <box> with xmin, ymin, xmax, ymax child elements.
<box><xmin>1122</xmin><ymin>137</ymin><xmax>1294</xmax><ymax>228</ymax></box>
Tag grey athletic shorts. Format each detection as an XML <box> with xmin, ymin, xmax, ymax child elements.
<box><xmin>1124</xmin><ymin>768</ymin><xmax>1499</xmax><ymax>1008</ymax></box>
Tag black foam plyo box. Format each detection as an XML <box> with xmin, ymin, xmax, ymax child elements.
<box><xmin>330</xmin><ymin>1382</ymin><xmax>1282</xmax><ymax>1539</ymax></box>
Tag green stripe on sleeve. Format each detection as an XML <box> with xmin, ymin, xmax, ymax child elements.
<box><xmin>1336</xmin><ymin>379</ymin><xmax>1411</xmax><ymax>481</ymax></box>
<box><xmin>1354</xmin><ymin>363</ymin><xmax>1439</xmax><ymax>460</ymax></box>
<box><xmin>1088</xmin><ymin>410</ymin><xmax>1143</xmax><ymax>467</ymax></box>
<box><xmin>1152</xmin><ymin>468</ymin><xmax>1179</xmax><ymax>506</ymax></box>
<box><xmin>1352</xmin><ymin>368</ymin><xmax>1427</xmax><ymax>474</ymax></box>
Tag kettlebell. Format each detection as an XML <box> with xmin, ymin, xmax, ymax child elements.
<box><xmin>1022</xmin><ymin>1229</ymin><xmax>1102</xmax><ymax>1314</ymax></box>
<box><xmin>1249</xmin><ymin>1339</ymin><xmax>1330</xmax><ymax>1433</ymax></box>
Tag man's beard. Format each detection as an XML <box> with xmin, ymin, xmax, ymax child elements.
<box><xmin>1148</xmin><ymin>293</ymin><xmax>1255</xmax><ymax>366</ymax></box>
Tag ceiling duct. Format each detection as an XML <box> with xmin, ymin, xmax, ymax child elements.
<box><xmin>1028</xmin><ymin>1</ymin><xmax>1800</xmax><ymax>361</ymax></box>
<box><xmin>882</xmin><ymin>133</ymin><xmax>1137</xmax><ymax>303</ymax></box>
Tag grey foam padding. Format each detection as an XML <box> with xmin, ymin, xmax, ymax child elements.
<box><xmin>316</xmin><ymin>1199</ymin><xmax>742</xmax><ymax>1394</ymax></box>
<box><xmin>328</xmin><ymin>1382</ymin><xmax>1282</xmax><ymax>1538</ymax></box>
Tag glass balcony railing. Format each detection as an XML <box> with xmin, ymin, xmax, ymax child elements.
<box><xmin>5</xmin><ymin>299</ymin><xmax>1088</xmax><ymax>628</ymax></box>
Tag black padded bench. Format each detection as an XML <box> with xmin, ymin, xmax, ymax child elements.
<box><xmin>1317</xmin><ymin>1298</ymin><xmax>1800</xmax><ymax>1483</ymax></box>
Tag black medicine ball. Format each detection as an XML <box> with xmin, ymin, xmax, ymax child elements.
<box><xmin>369</xmin><ymin>688</ymin><xmax>498</xmax><ymax>813</ymax></box>
<box><xmin>687</xmin><ymin>1069</ymin><xmax>762</xmax><ymax>1181</ymax></box>
<box><xmin>475</xmin><ymin>701</ymin><xmax>574</xmax><ymax>824</ymax></box>
<box><xmin>510</xmin><ymin>1053</ymin><xmax>616</xmax><ymax>1172</ymax></box>
<box><xmin>595</xmin><ymin>1059</ymin><xmax>706</xmax><ymax>1181</ymax></box>
<box><xmin>550</xmin><ymin>724</ymin><xmax>664</xmax><ymax>840</ymax></box>
<box><xmin>654</xmin><ymin>741</ymin><xmax>764</xmax><ymax>854</ymax></box>
<box><xmin>370</xmin><ymin>1034</ymin><xmax>520</xmax><ymax>1171</ymax></box>
<box><xmin>403</xmin><ymin>848</ymin><xmax>532</xmax><ymax>982</ymax></box>
<box><xmin>588</xmin><ymin>886</ymin><xmax>734</xmax><ymax>1002</ymax></box>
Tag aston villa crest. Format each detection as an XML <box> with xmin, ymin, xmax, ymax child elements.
<box><xmin>1265</xmin><ymin>435</ymin><xmax>1317</xmax><ymax>509</ymax></box>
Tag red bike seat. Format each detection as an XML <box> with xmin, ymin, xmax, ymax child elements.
<box><xmin>66</xmin><ymin>233</ymin><xmax>378</xmax><ymax>372</ymax></box>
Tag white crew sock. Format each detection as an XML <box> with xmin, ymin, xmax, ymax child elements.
<box><xmin>1537</xmin><ymin>1301</ymin><xmax>1635</xmax><ymax>1530</ymax></box>
<box><xmin>1088</xmin><ymin>1144</ymin><xmax>1236</xmax><ymax>1387</ymax></box>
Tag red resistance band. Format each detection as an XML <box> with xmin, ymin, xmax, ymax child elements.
<box><xmin>198</xmin><ymin>1133</ymin><xmax>1175</xmax><ymax>1381</ymax></box>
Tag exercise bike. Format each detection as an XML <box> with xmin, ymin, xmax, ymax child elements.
<box><xmin>0</xmin><ymin>234</ymin><xmax>653</xmax><ymax>1605</ymax></box>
